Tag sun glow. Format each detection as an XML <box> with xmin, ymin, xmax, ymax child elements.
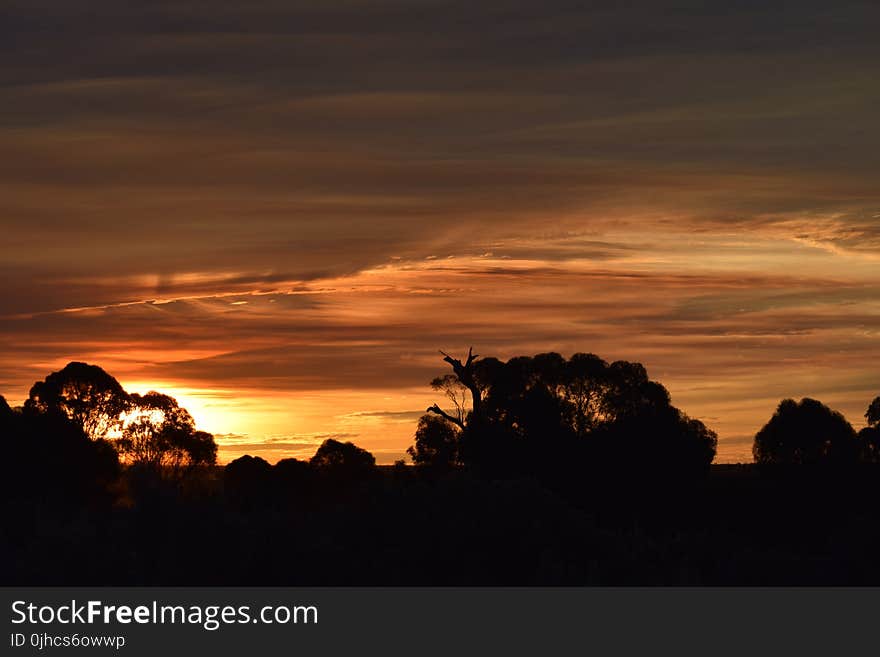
<box><xmin>121</xmin><ymin>382</ymin><xmax>238</xmax><ymax>435</ymax></box>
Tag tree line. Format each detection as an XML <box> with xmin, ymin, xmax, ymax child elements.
<box><xmin>4</xmin><ymin>351</ymin><xmax>880</xmax><ymax>586</ymax></box>
<box><xmin>2</xmin><ymin>351</ymin><xmax>879</xmax><ymax>505</ymax></box>
<box><xmin>16</xmin><ymin>361</ymin><xmax>216</xmax><ymax>466</ymax></box>
<box><xmin>411</xmin><ymin>349</ymin><xmax>880</xmax><ymax>473</ymax></box>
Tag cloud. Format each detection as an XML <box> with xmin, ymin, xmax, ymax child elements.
<box><xmin>341</xmin><ymin>410</ymin><xmax>427</xmax><ymax>422</ymax></box>
<box><xmin>2</xmin><ymin>1</ymin><xmax>879</xmax><ymax>462</ymax></box>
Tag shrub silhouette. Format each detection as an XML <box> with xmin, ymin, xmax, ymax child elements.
<box><xmin>224</xmin><ymin>454</ymin><xmax>273</xmax><ymax>507</ymax></box>
<box><xmin>753</xmin><ymin>398</ymin><xmax>858</xmax><ymax>465</ymax></box>
<box><xmin>408</xmin><ymin>414</ymin><xmax>460</xmax><ymax>470</ymax></box>
<box><xmin>274</xmin><ymin>457</ymin><xmax>311</xmax><ymax>477</ymax></box>
<box><xmin>310</xmin><ymin>439</ymin><xmax>376</xmax><ymax>480</ymax></box>
<box><xmin>274</xmin><ymin>457</ymin><xmax>314</xmax><ymax>497</ymax></box>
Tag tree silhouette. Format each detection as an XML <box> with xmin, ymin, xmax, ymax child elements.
<box><xmin>225</xmin><ymin>454</ymin><xmax>272</xmax><ymax>481</ymax></box>
<box><xmin>407</xmin><ymin>414</ymin><xmax>460</xmax><ymax>470</ymax></box>
<box><xmin>275</xmin><ymin>457</ymin><xmax>311</xmax><ymax>478</ymax></box>
<box><xmin>427</xmin><ymin>374</ymin><xmax>470</xmax><ymax>427</ymax></box>
<box><xmin>224</xmin><ymin>454</ymin><xmax>274</xmax><ymax>505</ymax></box>
<box><xmin>1</xmin><ymin>401</ymin><xmax>119</xmax><ymax>503</ymax></box>
<box><xmin>274</xmin><ymin>457</ymin><xmax>314</xmax><ymax>499</ymax></box>
<box><xmin>25</xmin><ymin>362</ymin><xmax>130</xmax><ymax>440</ymax></box>
<box><xmin>310</xmin><ymin>439</ymin><xmax>376</xmax><ymax>480</ymax></box>
<box><xmin>866</xmin><ymin>397</ymin><xmax>880</xmax><ymax>427</ymax></box>
<box><xmin>753</xmin><ymin>398</ymin><xmax>858</xmax><ymax>465</ymax></box>
<box><xmin>419</xmin><ymin>349</ymin><xmax>717</xmax><ymax>476</ymax></box>
<box><xmin>117</xmin><ymin>392</ymin><xmax>217</xmax><ymax>469</ymax></box>
<box><xmin>427</xmin><ymin>348</ymin><xmax>483</xmax><ymax>429</ymax></box>
<box><xmin>563</xmin><ymin>352</ymin><xmax>609</xmax><ymax>436</ymax></box>
<box><xmin>601</xmin><ymin>361</ymin><xmax>670</xmax><ymax>422</ymax></box>
<box><xmin>0</xmin><ymin>395</ymin><xmax>11</xmax><ymax>421</ymax></box>
<box><xmin>185</xmin><ymin>430</ymin><xmax>218</xmax><ymax>466</ymax></box>
<box><xmin>592</xmin><ymin>405</ymin><xmax>717</xmax><ymax>476</ymax></box>
<box><xmin>12</xmin><ymin>356</ymin><xmax>880</xmax><ymax>587</ymax></box>
<box><xmin>858</xmin><ymin>396</ymin><xmax>880</xmax><ymax>463</ymax></box>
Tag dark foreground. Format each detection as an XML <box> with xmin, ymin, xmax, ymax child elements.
<box><xmin>5</xmin><ymin>463</ymin><xmax>880</xmax><ymax>586</ymax></box>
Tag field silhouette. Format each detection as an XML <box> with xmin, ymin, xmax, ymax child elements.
<box><xmin>3</xmin><ymin>351</ymin><xmax>880</xmax><ymax>585</ymax></box>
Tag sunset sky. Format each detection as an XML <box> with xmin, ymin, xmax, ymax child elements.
<box><xmin>2</xmin><ymin>1</ymin><xmax>879</xmax><ymax>463</ymax></box>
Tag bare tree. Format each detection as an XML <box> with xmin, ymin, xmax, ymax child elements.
<box><xmin>427</xmin><ymin>347</ymin><xmax>482</xmax><ymax>429</ymax></box>
<box><xmin>429</xmin><ymin>374</ymin><xmax>470</xmax><ymax>427</ymax></box>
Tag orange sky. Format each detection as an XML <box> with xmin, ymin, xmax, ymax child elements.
<box><xmin>2</xmin><ymin>2</ymin><xmax>879</xmax><ymax>463</ymax></box>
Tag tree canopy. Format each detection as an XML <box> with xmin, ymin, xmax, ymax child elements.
<box><xmin>859</xmin><ymin>396</ymin><xmax>880</xmax><ymax>464</ymax></box>
<box><xmin>17</xmin><ymin>363</ymin><xmax>216</xmax><ymax>474</ymax></box>
<box><xmin>866</xmin><ymin>397</ymin><xmax>880</xmax><ymax>428</ymax></box>
<box><xmin>753</xmin><ymin>398</ymin><xmax>858</xmax><ymax>465</ymax></box>
<box><xmin>25</xmin><ymin>362</ymin><xmax>130</xmax><ymax>441</ymax></box>
<box><xmin>0</xmin><ymin>395</ymin><xmax>11</xmax><ymax>421</ymax></box>
<box><xmin>117</xmin><ymin>392</ymin><xmax>217</xmax><ymax>469</ymax></box>
<box><xmin>419</xmin><ymin>349</ymin><xmax>717</xmax><ymax>477</ymax></box>
<box><xmin>1</xmin><ymin>399</ymin><xmax>119</xmax><ymax>503</ymax></box>
<box><xmin>310</xmin><ymin>439</ymin><xmax>376</xmax><ymax>479</ymax></box>
<box><xmin>407</xmin><ymin>414</ymin><xmax>460</xmax><ymax>470</ymax></box>
<box><xmin>224</xmin><ymin>454</ymin><xmax>274</xmax><ymax>504</ymax></box>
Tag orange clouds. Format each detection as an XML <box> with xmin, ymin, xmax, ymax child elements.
<box><xmin>2</xmin><ymin>234</ymin><xmax>879</xmax><ymax>463</ymax></box>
